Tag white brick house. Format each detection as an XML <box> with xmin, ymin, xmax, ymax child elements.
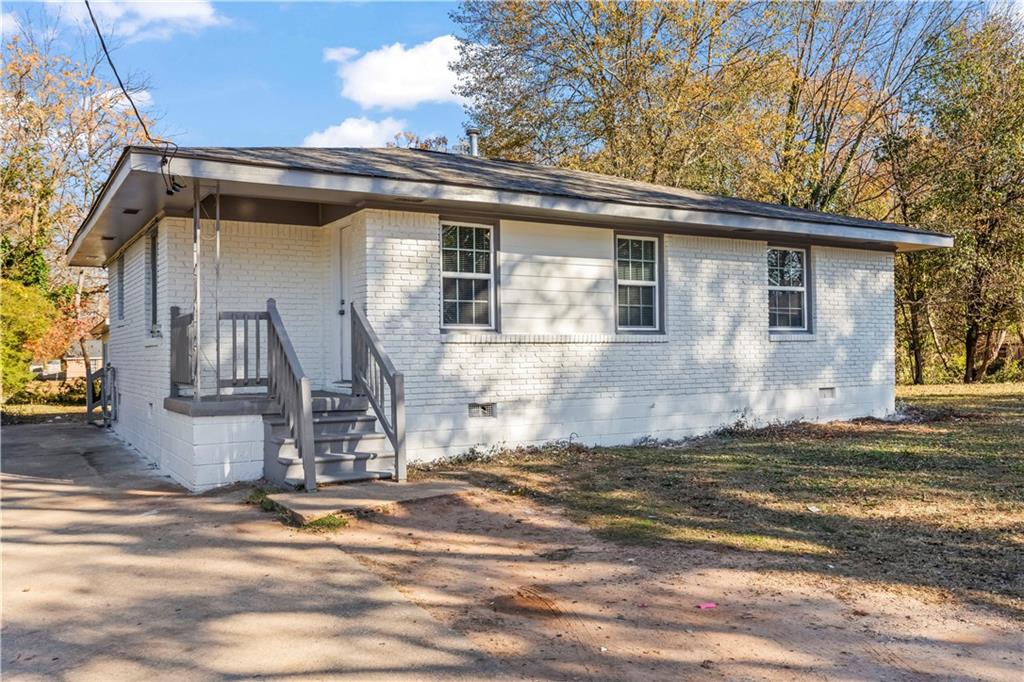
<box><xmin>68</xmin><ymin>146</ymin><xmax>951</xmax><ymax>492</ymax></box>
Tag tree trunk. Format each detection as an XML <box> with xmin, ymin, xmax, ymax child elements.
<box><xmin>925</xmin><ymin>304</ymin><xmax>953</xmax><ymax>377</ymax></box>
<box><xmin>908</xmin><ymin>290</ymin><xmax>926</xmax><ymax>385</ymax></box>
<box><xmin>964</xmin><ymin>322</ymin><xmax>980</xmax><ymax>383</ymax></box>
<box><xmin>978</xmin><ymin>329</ymin><xmax>1007</xmax><ymax>379</ymax></box>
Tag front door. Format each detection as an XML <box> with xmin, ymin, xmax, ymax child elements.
<box><xmin>339</xmin><ymin>224</ymin><xmax>353</xmax><ymax>381</ymax></box>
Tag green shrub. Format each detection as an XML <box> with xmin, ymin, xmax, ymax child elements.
<box><xmin>1</xmin><ymin>279</ymin><xmax>57</xmax><ymax>402</ymax></box>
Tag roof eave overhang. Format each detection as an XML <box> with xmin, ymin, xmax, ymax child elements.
<box><xmin>68</xmin><ymin>149</ymin><xmax>953</xmax><ymax>265</ymax></box>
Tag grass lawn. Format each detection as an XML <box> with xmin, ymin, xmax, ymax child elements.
<box><xmin>0</xmin><ymin>403</ymin><xmax>85</xmax><ymax>425</ymax></box>
<box><xmin>421</xmin><ymin>383</ymin><xmax>1023</xmax><ymax>616</ymax></box>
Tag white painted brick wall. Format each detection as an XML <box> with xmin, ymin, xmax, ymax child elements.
<box><xmin>109</xmin><ymin>207</ymin><xmax>896</xmax><ymax>488</ymax></box>
<box><xmin>360</xmin><ymin>210</ymin><xmax>896</xmax><ymax>460</ymax></box>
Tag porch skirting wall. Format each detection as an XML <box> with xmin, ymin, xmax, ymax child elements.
<box><xmin>360</xmin><ymin>209</ymin><xmax>896</xmax><ymax>462</ymax></box>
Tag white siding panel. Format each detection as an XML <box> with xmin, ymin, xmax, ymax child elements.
<box><xmin>499</xmin><ymin>221</ymin><xmax>614</xmax><ymax>334</ymax></box>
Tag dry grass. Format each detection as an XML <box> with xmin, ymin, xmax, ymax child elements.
<box><xmin>0</xmin><ymin>404</ymin><xmax>85</xmax><ymax>425</ymax></box>
<box><xmin>423</xmin><ymin>383</ymin><xmax>1024</xmax><ymax>616</ymax></box>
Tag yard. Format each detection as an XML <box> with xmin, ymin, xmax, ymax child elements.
<box><xmin>328</xmin><ymin>383</ymin><xmax>1023</xmax><ymax>679</ymax></box>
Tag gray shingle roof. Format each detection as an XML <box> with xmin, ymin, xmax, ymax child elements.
<box><xmin>149</xmin><ymin>146</ymin><xmax>939</xmax><ymax>237</ymax></box>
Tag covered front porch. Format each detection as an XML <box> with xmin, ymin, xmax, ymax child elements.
<box><xmin>156</xmin><ymin>181</ymin><xmax>407</xmax><ymax>490</ymax></box>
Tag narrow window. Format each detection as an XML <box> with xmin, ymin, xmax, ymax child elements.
<box><xmin>767</xmin><ymin>247</ymin><xmax>808</xmax><ymax>331</ymax></box>
<box><xmin>115</xmin><ymin>256</ymin><xmax>125</xmax><ymax>320</ymax></box>
<box><xmin>147</xmin><ymin>228</ymin><xmax>159</xmax><ymax>334</ymax></box>
<box><xmin>441</xmin><ymin>222</ymin><xmax>493</xmax><ymax>328</ymax></box>
<box><xmin>616</xmin><ymin>236</ymin><xmax>658</xmax><ymax>330</ymax></box>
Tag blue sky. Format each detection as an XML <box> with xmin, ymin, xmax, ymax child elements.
<box><xmin>2</xmin><ymin>1</ymin><xmax>466</xmax><ymax>147</ymax></box>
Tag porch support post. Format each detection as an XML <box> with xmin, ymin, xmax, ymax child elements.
<box><xmin>192</xmin><ymin>181</ymin><xmax>202</xmax><ymax>399</ymax></box>
<box><xmin>214</xmin><ymin>181</ymin><xmax>221</xmax><ymax>399</ymax></box>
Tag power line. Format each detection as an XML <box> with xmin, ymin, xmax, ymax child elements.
<box><xmin>83</xmin><ymin>0</ymin><xmax>182</xmax><ymax>194</ymax></box>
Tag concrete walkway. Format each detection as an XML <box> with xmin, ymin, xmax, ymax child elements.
<box><xmin>269</xmin><ymin>480</ymin><xmax>473</xmax><ymax>524</ymax></box>
<box><xmin>1</xmin><ymin>422</ymin><xmax>504</xmax><ymax>681</ymax></box>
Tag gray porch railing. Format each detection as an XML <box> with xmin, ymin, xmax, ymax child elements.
<box><xmin>218</xmin><ymin>310</ymin><xmax>269</xmax><ymax>388</ymax></box>
<box><xmin>169</xmin><ymin>306</ymin><xmax>194</xmax><ymax>396</ymax></box>
<box><xmin>85</xmin><ymin>363</ymin><xmax>117</xmax><ymax>426</ymax></box>
<box><xmin>266</xmin><ymin>298</ymin><xmax>316</xmax><ymax>492</ymax></box>
<box><xmin>351</xmin><ymin>301</ymin><xmax>406</xmax><ymax>482</ymax></box>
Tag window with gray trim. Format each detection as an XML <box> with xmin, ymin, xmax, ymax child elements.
<box><xmin>441</xmin><ymin>223</ymin><xmax>493</xmax><ymax>327</ymax></box>
<box><xmin>115</xmin><ymin>256</ymin><xmax>125</xmax><ymax>320</ymax></box>
<box><xmin>767</xmin><ymin>247</ymin><xmax>807</xmax><ymax>330</ymax></box>
<box><xmin>146</xmin><ymin>228</ymin><xmax>159</xmax><ymax>334</ymax></box>
<box><xmin>616</xmin><ymin>236</ymin><xmax>658</xmax><ymax>329</ymax></box>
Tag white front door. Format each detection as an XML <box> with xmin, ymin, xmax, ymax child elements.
<box><xmin>339</xmin><ymin>224</ymin><xmax>353</xmax><ymax>381</ymax></box>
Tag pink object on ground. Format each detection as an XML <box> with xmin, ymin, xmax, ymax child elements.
<box><xmin>697</xmin><ymin>602</ymin><xmax>717</xmax><ymax>610</ymax></box>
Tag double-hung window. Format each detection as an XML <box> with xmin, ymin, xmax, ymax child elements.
<box><xmin>441</xmin><ymin>222</ymin><xmax>494</xmax><ymax>328</ymax></box>
<box><xmin>616</xmin><ymin>236</ymin><xmax>659</xmax><ymax>330</ymax></box>
<box><xmin>767</xmin><ymin>247</ymin><xmax>808</xmax><ymax>331</ymax></box>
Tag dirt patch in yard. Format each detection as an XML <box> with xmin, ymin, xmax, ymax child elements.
<box><xmin>331</xmin><ymin>487</ymin><xmax>1022</xmax><ymax>680</ymax></box>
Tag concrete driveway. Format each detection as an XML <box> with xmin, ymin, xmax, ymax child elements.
<box><xmin>1</xmin><ymin>422</ymin><xmax>503</xmax><ymax>681</ymax></box>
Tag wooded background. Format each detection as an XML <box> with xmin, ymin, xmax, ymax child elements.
<box><xmin>2</xmin><ymin>1</ymin><xmax>1022</xmax><ymax>401</ymax></box>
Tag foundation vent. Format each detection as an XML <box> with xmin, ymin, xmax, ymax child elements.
<box><xmin>819</xmin><ymin>387</ymin><xmax>836</xmax><ymax>400</ymax></box>
<box><xmin>469</xmin><ymin>402</ymin><xmax>496</xmax><ymax>418</ymax></box>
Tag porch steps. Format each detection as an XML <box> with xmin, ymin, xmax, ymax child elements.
<box><xmin>262</xmin><ymin>394</ymin><xmax>395</xmax><ymax>489</ymax></box>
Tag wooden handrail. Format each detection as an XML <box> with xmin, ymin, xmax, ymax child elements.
<box><xmin>351</xmin><ymin>301</ymin><xmax>406</xmax><ymax>482</ymax></box>
<box><xmin>266</xmin><ymin>298</ymin><xmax>316</xmax><ymax>491</ymax></box>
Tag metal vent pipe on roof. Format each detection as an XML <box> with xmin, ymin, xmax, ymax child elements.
<box><xmin>466</xmin><ymin>127</ymin><xmax>480</xmax><ymax>157</ymax></box>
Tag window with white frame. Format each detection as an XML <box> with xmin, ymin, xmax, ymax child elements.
<box><xmin>767</xmin><ymin>247</ymin><xmax>808</xmax><ymax>330</ymax></box>
<box><xmin>441</xmin><ymin>222</ymin><xmax>493</xmax><ymax>328</ymax></box>
<box><xmin>616</xmin><ymin>236</ymin><xmax>659</xmax><ymax>330</ymax></box>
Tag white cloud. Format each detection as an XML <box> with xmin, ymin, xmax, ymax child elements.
<box><xmin>323</xmin><ymin>46</ymin><xmax>359</xmax><ymax>63</ymax></box>
<box><xmin>2</xmin><ymin>11</ymin><xmax>21</xmax><ymax>37</ymax></box>
<box><xmin>324</xmin><ymin>35</ymin><xmax>465</xmax><ymax>110</ymax></box>
<box><xmin>98</xmin><ymin>87</ymin><xmax>154</xmax><ymax>111</ymax></box>
<box><xmin>57</xmin><ymin>1</ymin><xmax>226</xmax><ymax>42</ymax></box>
<box><xmin>302</xmin><ymin>116</ymin><xmax>407</xmax><ymax>148</ymax></box>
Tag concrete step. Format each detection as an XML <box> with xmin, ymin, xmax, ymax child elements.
<box><xmin>274</xmin><ymin>451</ymin><xmax>396</xmax><ymax>487</ymax></box>
<box><xmin>284</xmin><ymin>469</ymin><xmax>393</xmax><ymax>488</ymax></box>
<box><xmin>273</xmin><ymin>431</ymin><xmax>391</xmax><ymax>456</ymax></box>
<box><xmin>265</xmin><ymin>413</ymin><xmax>378</xmax><ymax>437</ymax></box>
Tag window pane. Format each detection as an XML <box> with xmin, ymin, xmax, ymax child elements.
<box><xmin>443</xmin><ymin>301</ymin><xmax>458</xmax><ymax>325</ymax></box>
<box><xmin>442</xmin><ymin>225</ymin><xmax>458</xmax><ymax>248</ymax></box>
<box><xmin>474</xmin><ymin>252</ymin><xmax>490</xmax><ymax>274</ymax></box>
<box><xmin>640</xmin><ymin>286</ymin><xmax>654</xmax><ymax>306</ymax></box>
<box><xmin>472</xmin><ymin>302</ymin><xmax>489</xmax><ymax>325</ymax></box>
<box><xmin>443</xmin><ymin>249</ymin><xmax>458</xmax><ymax>272</ymax></box>
<box><xmin>475</xmin><ymin>228</ymin><xmax>490</xmax><ymax>250</ymax></box>
<box><xmin>443</xmin><ymin>277</ymin><xmax>457</xmax><ymax>300</ymax></box>
<box><xmin>769</xmin><ymin>289</ymin><xmax>804</xmax><ymax>328</ymax></box>
<box><xmin>459</xmin><ymin>226</ymin><xmax>474</xmax><ymax>249</ymax></box>
<box><xmin>642</xmin><ymin>241</ymin><xmax>654</xmax><ymax>260</ymax></box>
<box><xmin>631</xmin><ymin>240</ymin><xmax>642</xmax><ymax>259</ymax></box>
<box><xmin>768</xmin><ymin>248</ymin><xmax>804</xmax><ymax>287</ymax></box>
<box><xmin>617</xmin><ymin>239</ymin><xmax>630</xmax><ymax>258</ymax></box>
<box><xmin>640</xmin><ymin>262</ymin><xmax>655</xmax><ymax>281</ymax></box>
<box><xmin>473</xmin><ymin>279</ymin><xmax>489</xmax><ymax>302</ymax></box>
<box><xmin>458</xmin><ymin>251</ymin><xmax>474</xmax><ymax>272</ymax></box>
<box><xmin>641</xmin><ymin>306</ymin><xmax>654</xmax><ymax>327</ymax></box>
